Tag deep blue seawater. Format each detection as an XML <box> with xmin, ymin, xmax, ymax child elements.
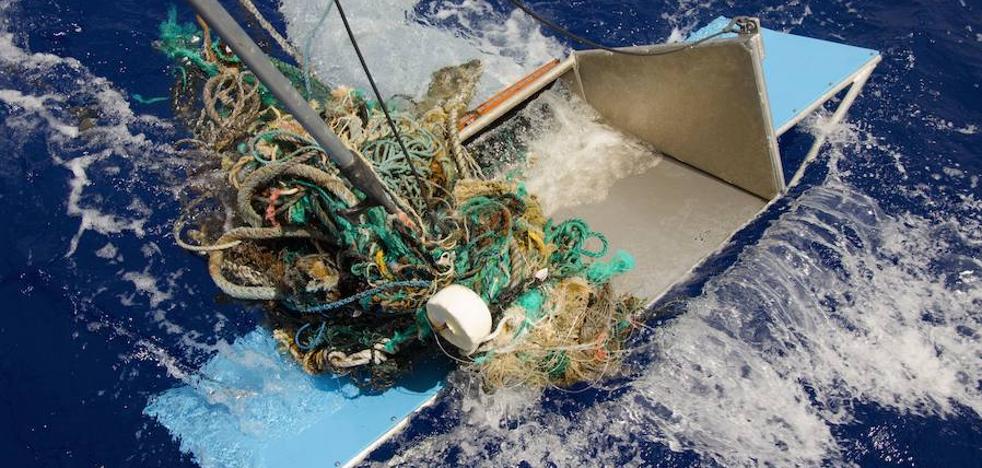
<box><xmin>1</xmin><ymin>0</ymin><xmax>980</xmax><ymax>466</ymax></box>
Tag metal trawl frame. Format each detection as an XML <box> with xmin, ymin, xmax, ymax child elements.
<box><xmin>145</xmin><ymin>19</ymin><xmax>883</xmax><ymax>468</ymax></box>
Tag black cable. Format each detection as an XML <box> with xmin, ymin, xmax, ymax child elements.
<box><xmin>332</xmin><ymin>0</ymin><xmax>426</xmax><ymax>194</ymax></box>
<box><xmin>507</xmin><ymin>0</ymin><xmax>746</xmax><ymax>56</ymax></box>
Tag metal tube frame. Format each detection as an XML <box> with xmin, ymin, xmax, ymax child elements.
<box><xmin>781</xmin><ymin>57</ymin><xmax>881</xmax><ymax>189</ymax></box>
<box><xmin>186</xmin><ymin>0</ymin><xmax>403</xmax><ymax>215</ymax></box>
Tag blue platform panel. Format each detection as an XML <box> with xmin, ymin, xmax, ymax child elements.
<box><xmin>146</xmin><ymin>20</ymin><xmax>881</xmax><ymax>468</ymax></box>
<box><xmin>691</xmin><ymin>17</ymin><xmax>880</xmax><ymax>135</ymax></box>
<box><xmin>144</xmin><ymin>329</ymin><xmax>445</xmax><ymax>468</ymax></box>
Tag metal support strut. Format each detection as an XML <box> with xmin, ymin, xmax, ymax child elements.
<box><xmin>786</xmin><ymin>62</ymin><xmax>878</xmax><ymax>188</ymax></box>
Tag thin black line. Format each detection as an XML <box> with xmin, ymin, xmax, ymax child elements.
<box><xmin>333</xmin><ymin>0</ymin><xmax>426</xmax><ymax>192</ymax></box>
<box><xmin>507</xmin><ymin>0</ymin><xmax>740</xmax><ymax>56</ymax></box>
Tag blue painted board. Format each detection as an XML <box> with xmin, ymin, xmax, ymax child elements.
<box><xmin>145</xmin><ymin>329</ymin><xmax>446</xmax><ymax>468</ymax></box>
<box><xmin>146</xmin><ymin>20</ymin><xmax>881</xmax><ymax>468</ymax></box>
<box><xmin>692</xmin><ymin>17</ymin><xmax>880</xmax><ymax>134</ymax></box>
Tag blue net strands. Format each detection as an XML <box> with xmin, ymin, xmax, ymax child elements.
<box><xmin>285</xmin><ymin>280</ymin><xmax>433</xmax><ymax>315</ymax></box>
<box><xmin>161</xmin><ymin>13</ymin><xmax>644</xmax><ymax>390</ymax></box>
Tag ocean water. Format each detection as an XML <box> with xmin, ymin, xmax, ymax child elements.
<box><xmin>1</xmin><ymin>0</ymin><xmax>980</xmax><ymax>467</ymax></box>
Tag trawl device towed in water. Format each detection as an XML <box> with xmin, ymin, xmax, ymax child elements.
<box><xmin>168</xmin><ymin>0</ymin><xmax>642</xmax><ymax>390</ymax></box>
<box><xmin>145</xmin><ymin>7</ymin><xmax>881</xmax><ymax>468</ymax></box>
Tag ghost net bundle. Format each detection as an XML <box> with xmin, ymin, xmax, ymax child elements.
<box><xmin>158</xmin><ymin>11</ymin><xmax>644</xmax><ymax>390</ymax></box>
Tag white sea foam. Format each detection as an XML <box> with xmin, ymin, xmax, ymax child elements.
<box><xmin>122</xmin><ymin>269</ymin><xmax>173</xmax><ymax>308</ymax></box>
<box><xmin>60</xmin><ymin>152</ymin><xmax>148</xmax><ymax>256</ymax></box>
<box><xmin>95</xmin><ymin>242</ymin><xmax>120</xmax><ymax>260</ymax></box>
<box><xmin>0</xmin><ymin>89</ymin><xmax>78</xmax><ymax>137</ymax></box>
<box><xmin>279</xmin><ymin>0</ymin><xmax>565</xmax><ymax>103</ymax></box>
<box><xmin>0</xmin><ymin>0</ymin><xmax>217</xmax><ymax>362</ymax></box>
<box><xmin>924</xmin><ymin>114</ymin><xmax>979</xmax><ymax>135</ymax></box>
<box><xmin>522</xmin><ymin>90</ymin><xmax>661</xmax><ymax>214</ymax></box>
<box><xmin>0</xmin><ymin>32</ymin><xmax>167</xmax><ymax>256</ymax></box>
<box><xmin>484</xmin><ymin>85</ymin><xmax>662</xmax><ymax>215</ymax></box>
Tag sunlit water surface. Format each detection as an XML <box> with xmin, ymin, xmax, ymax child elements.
<box><xmin>0</xmin><ymin>0</ymin><xmax>980</xmax><ymax>466</ymax></box>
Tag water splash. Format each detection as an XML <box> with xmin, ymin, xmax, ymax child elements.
<box><xmin>0</xmin><ymin>0</ymin><xmax>230</xmax><ymax>377</ymax></box>
<box><xmin>279</xmin><ymin>0</ymin><xmax>565</xmax><ymax>102</ymax></box>
<box><xmin>517</xmin><ymin>86</ymin><xmax>661</xmax><ymax>215</ymax></box>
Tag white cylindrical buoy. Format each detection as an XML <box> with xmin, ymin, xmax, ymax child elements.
<box><xmin>426</xmin><ymin>284</ymin><xmax>492</xmax><ymax>355</ymax></box>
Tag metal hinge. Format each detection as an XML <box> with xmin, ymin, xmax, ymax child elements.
<box><xmin>731</xmin><ymin>16</ymin><xmax>761</xmax><ymax>36</ymax></box>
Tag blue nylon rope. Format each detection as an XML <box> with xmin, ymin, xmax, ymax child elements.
<box><xmin>283</xmin><ymin>279</ymin><xmax>431</xmax><ymax>314</ymax></box>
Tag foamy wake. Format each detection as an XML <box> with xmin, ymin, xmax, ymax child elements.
<box><xmin>508</xmin><ymin>86</ymin><xmax>661</xmax><ymax>215</ymax></box>
<box><xmin>279</xmin><ymin>0</ymin><xmax>566</xmax><ymax>103</ymax></box>
<box><xmin>0</xmin><ymin>0</ymin><xmax>214</xmax><ymax>374</ymax></box>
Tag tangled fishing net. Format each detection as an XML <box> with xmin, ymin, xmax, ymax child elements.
<box><xmin>158</xmin><ymin>9</ymin><xmax>644</xmax><ymax>390</ymax></box>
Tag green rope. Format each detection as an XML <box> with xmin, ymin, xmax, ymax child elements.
<box><xmin>546</xmin><ymin>218</ymin><xmax>608</xmax><ymax>276</ymax></box>
<box><xmin>157</xmin><ymin>7</ymin><xmax>219</xmax><ymax>76</ymax></box>
<box><xmin>132</xmin><ymin>94</ymin><xmax>169</xmax><ymax>104</ymax></box>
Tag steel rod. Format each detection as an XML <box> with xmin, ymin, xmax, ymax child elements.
<box><xmin>186</xmin><ymin>0</ymin><xmax>402</xmax><ymax>215</ymax></box>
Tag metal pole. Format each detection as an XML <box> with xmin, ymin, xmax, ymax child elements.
<box><xmin>786</xmin><ymin>63</ymin><xmax>876</xmax><ymax>189</ymax></box>
<box><xmin>186</xmin><ymin>0</ymin><xmax>402</xmax><ymax>216</ymax></box>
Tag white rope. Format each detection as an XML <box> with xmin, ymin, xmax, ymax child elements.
<box><xmin>326</xmin><ymin>339</ymin><xmax>393</xmax><ymax>368</ymax></box>
<box><xmin>237</xmin><ymin>0</ymin><xmax>305</xmax><ymax>65</ymax></box>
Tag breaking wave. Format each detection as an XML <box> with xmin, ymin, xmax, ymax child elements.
<box><xmin>278</xmin><ymin>0</ymin><xmax>565</xmax><ymax>103</ymax></box>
